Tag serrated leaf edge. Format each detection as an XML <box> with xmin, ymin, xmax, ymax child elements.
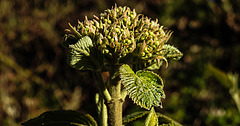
<box><xmin>119</xmin><ymin>64</ymin><xmax>165</xmax><ymax>110</ymax></box>
<box><xmin>122</xmin><ymin>111</ymin><xmax>149</xmax><ymax>123</ymax></box>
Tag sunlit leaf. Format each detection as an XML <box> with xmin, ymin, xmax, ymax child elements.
<box><xmin>160</xmin><ymin>44</ymin><xmax>183</xmax><ymax>60</ymax></box>
<box><xmin>67</xmin><ymin>36</ymin><xmax>103</xmax><ymax>71</ymax></box>
<box><xmin>144</xmin><ymin>107</ymin><xmax>158</xmax><ymax>126</ymax></box>
<box><xmin>21</xmin><ymin>110</ymin><xmax>97</xmax><ymax>126</ymax></box>
<box><xmin>119</xmin><ymin>64</ymin><xmax>165</xmax><ymax>110</ymax></box>
<box><xmin>147</xmin><ymin>60</ymin><xmax>163</xmax><ymax>70</ymax></box>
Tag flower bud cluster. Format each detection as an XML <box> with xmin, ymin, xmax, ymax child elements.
<box><xmin>65</xmin><ymin>4</ymin><xmax>172</xmax><ymax>63</ymax></box>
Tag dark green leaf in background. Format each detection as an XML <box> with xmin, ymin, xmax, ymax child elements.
<box><xmin>21</xmin><ymin>110</ymin><xmax>97</xmax><ymax>126</ymax></box>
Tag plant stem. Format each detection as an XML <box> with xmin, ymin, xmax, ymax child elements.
<box><xmin>94</xmin><ymin>71</ymin><xmax>111</xmax><ymax>102</ymax></box>
<box><xmin>108</xmin><ymin>77</ymin><xmax>123</xmax><ymax>126</ymax></box>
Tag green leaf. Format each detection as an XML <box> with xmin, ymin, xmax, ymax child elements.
<box><xmin>146</xmin><ymin>60</ymin><xmax>163</xmax><ymax>70</ymax></box>
<box><xmin>122</xmin><ymin>111</ymin><xmax>149</xmax><ymax>124</ymax></box>
<box><xmin>122</xmin><ymin>110</ymin><xmax>182</xmax><ymax>126</ymax></box>
<box><xmin>21</xmin><ymin>110</ymin><xmax>97</xmax><ymax>126</ymax></box>
<box><xmin>206</xmin><ymin>63</ymin><xmax>232</xmax><ymax>88</ymax></box>
<box><xmin>62</xmin><ymin>34</ymin><xmax>78</xmax><ymax>48</ymax></box>
<box><xmin>207</xmin><ymin>64</ymin><xmax>240</xmax><ymax>113</ymax></box>
<box><xmin>67</xmin><ymin>36</ymin><xmax>103</xmax><ymax>71</ymax></box>
<box><xmin>157</xmin><ymin>112</ymin><xmax>182</xmax><ymax>126</ymax></box>
<box><xmin>144</xmin><ymin>107</ymin><xmax>158</xmax><ymax>126</ymax></box>
<box><xmin>95</xmin><ymin>93</ymin><xmax>108</xmax><ymax>126</ymax></box>
<box><xmin>159</xmin><ymin>123</ymin><xmax>180</xmax><ymax>126</ymax></box>
<box><xmin>119</xmin><ymin>64</ymin><xmax>165</xmax><ymax>110</ymax></box>
<box><xmin>160</xmin><ymin>44</ymin><xmax>183</xmax><ymax>60</ymax></box>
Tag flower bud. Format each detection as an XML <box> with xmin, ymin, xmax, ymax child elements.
<box><xmin>64</xmin><ymin>4</ymin><xmax>177</xmax><ymax>64</ymax></box>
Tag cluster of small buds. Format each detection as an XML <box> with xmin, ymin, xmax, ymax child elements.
<box><xmin>65</xmin><ymin>4</ymin><xmax>173</xmax><ymax>63</ymax></box>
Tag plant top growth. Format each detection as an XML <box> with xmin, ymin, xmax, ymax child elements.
<box><xmin>22</xmin><ymin>4</ymin><xmax>183</xmax><ymax>126</ymax></box>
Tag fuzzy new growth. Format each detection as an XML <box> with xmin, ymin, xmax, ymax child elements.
<box><xmin>64</xmin><ymin>4</ymin><xmax>174</xmax><ymax>66</ymax></box>
<box><xmin>22</xmin><ymin>4</ymin><xmax>183</xmax><ymax>126</ymax></box>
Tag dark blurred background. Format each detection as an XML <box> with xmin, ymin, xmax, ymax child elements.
<box><xmin>0</xmin><ymin>0</ymin><xmax>240</xmax><ymax>125</ymax></box>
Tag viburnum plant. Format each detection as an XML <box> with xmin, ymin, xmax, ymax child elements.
<box><xmin>22</xmin><ymin>4</ymin><xmax>183</xmax><ymax>126</ymax></box>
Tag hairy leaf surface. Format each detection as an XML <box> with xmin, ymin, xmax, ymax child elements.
<box><xmin>119</xmin><ymin>64</ymin><xmax>165</xmax><ymax>109</ymax></box>
<box><xmin>145</xmin><ymin>44</ymin><xmax>182</xmax><ymax>70</ymax></box>
<box><xmin>160</xmin><ymin>44</ymin><xmax>183</xmax><ymax>60</ymax></box>
<box><xmin>21</xmin><ymin>110</ymin><xmax>97</xmax><ymax>126</ymax></box>
<box><xmin>67</xmin><ymin>36</ymin><xmax>103</xmax><ymax>71</ymax></box>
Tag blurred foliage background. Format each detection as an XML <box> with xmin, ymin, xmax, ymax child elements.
<box><xmin>0</xmin><ymin>0</ymin><xmax>240</xmax><ymax>125</ymax></box>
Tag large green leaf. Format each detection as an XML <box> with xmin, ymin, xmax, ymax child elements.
<box><xmin>144</xmin><ymin>107</ymin><xmax>158</xmax><ymax>126</ymax></box>
<box><xmin>119</xmin><ymin>64</ymin><xmax>165</xmax><ymax>110</ymax></box>
<box><xmin>67</xmin><ymin>36</ymin><xmax>103</xmax><ymax>71</ymax></box>
<box><xmin>21</xmin><ymin>110</ymin><xmax>97</xmax><ymax>126</ymax></box>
